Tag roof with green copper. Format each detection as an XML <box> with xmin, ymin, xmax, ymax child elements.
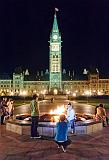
<box><xmin>52</xmin><ymin>13</ymin><xmax>59</xmax><ymax>32</ymax></box>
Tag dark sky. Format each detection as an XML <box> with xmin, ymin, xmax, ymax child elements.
<box><xmin>0</xmin><ymin>0</ymin><xmax>109</xmax><ymax>74</ymax></box>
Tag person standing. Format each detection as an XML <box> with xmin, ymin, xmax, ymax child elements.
<box><xmin>0</xmin><ymin>100</ymin><xmax>4</xmax><ymax>125</ymax></box>
<box><xmin>55</xmin><ymin>114</ymin><xmax>71</xmax><ymax>152</ymax></box>
<box><xmin>7</xmin><ymin>99</ymin><xmax>14</xmax><ymax>116</ymax></box>
<box><xmin>30</xmin><ymin>94</ymin><xmax>41</xmax><ymax>138</ymax></box>
<box><xmin>0</xmin><ymin>101</ymin><xmax>6</xmax><ymax>125</ymax></box>
<box><xmin>66</xmin><ymin>102</ymin><xmax>76</xmax><ymax>134</ymax></box>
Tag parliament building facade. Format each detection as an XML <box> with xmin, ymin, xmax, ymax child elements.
<box><xmin>0</xmin><ymin>13</ymin><xmax>109</xmax><ymax>96</ymax></box>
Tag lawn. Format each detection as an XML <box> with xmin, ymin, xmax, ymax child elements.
<box><xmin>76</xmin><ymin>99</ymin><xmax>109</xmax><ymax>109</ymax></box>
<box><xmin>13</xmin><ymin>98</ymin><xmax>109</xmax><ymax>110</ymax></box>
<box><xmin>14</xmin><ymin>100</ymin><xmax>30</xmax><ymax>107</ymax></box>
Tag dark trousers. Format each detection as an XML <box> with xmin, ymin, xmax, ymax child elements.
<box><xmin>1</xmin><ymin>115</ymin><xmax>4</xmax><ymax>124</ymax></box>
<box><xmin>31</xmin><ymin>116</ymin><xmax>39</xmax><ymax>137</ymax></box>
<box><xmin>106</xmin><ymin>116</ymin><xmax>108</xmax><ymax>125</ymax></box>
<box><xmin>55</xmin><ymin>139</ymin><xmax>71</xmax><ymax>149</ymax></box>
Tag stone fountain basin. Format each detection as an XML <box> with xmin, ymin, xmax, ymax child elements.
<box><xmin>15</xmin><ymin>113</ymin><xmax>94</xmax><ymax>122</ymax></box>
<box><xmin>6</xmin><ymin>113</ymin><xmax>103</xmax><ymax>137</ymax></box>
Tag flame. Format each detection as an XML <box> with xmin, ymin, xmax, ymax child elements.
<box><xmin>51</xmin><ymin>116</ymin><xmax>60</xmax><ymax>122</ymax></box>
<box><xmin>49</xmin><ymin>105</ymin><xmax>66</xmax><ymax>115</ymax></box>
<box><xmin>49</xmin><ymin>105</ymin><xmax>66</xmax><ymax>122</ymax></box>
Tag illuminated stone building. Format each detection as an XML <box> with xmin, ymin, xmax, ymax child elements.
<box><xmin>0</xmin><ymin>12</ymin><xmax>109</xmax><ymax>96</ymax></box>
<box><xmin>49</xmin><ymin>12</ymin><xmax>62</xmax><ymax>92</ymax></box>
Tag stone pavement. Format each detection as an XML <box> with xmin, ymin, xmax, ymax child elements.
<box><xmin>0</xmin><ymin>125</ymin><xmax>109</xmax><ymax>160</ymax></box>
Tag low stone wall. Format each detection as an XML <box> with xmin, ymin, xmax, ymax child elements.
<box><xmin>6</xmin><ymin>120</ymin><xmax>31</xmax><ymax>135</ymax></box>
<box><xmin>6</xmin><ymin>119</ymin><xmax>103</xmax><ymax>137</ymax></box>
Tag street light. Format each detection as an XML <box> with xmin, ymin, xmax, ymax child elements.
<box><xmin>54</xmin><ymin>89</ymin><xmax>58</xmax><ymax>95</ymax></box>
<box><xmin>72</xmin><ymin>93</ymin><xmax>76</xmax><ymax>97</ymax></box>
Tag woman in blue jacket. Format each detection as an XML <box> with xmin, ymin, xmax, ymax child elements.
<box><xmin>55</xmin><ymin>114</ymin><xmax>71</xmax><ymax>152</ymax></box>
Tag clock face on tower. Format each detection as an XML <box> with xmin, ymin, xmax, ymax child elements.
<box><xmin>51</xmin><ymin>44</ymin><xmax>59</xmax><ymax>51</ymax></box>
<box><xmin>53</xmin><ymin>35</ymin><xmax>58</xmax><ymax>40</ymax></box>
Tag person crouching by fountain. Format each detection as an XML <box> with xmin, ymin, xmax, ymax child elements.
<box><xmin>96</xmin><ymin>103</ymin><xmax>107</xmax><ymax>127</ymax></box>
<box><xmin>55</xmin><ymin>114</ymin><xmax>71</xmax><ymax>152</ymax></box>
<box><xmin>30</xmin><ymin>94</ymin><xmax>41</xmax><ymax>138</ymax></box>
<box><xmin>66</xmin><ymin>103</ymin><xmax>76</xmax><ymax>134</ymax></box>
<box><xmin>95</xmin><ymin>106</ymin><xmax>99</xmax><ymax>116</ymax></box>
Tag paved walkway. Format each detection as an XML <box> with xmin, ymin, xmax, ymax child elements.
<box><xmin>0</xmin><ymin>124</ymin><xmax>109</xmax><ymax>160</ymax></box>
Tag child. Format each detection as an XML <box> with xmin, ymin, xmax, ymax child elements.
<box><xmin>66</xmin><ymin>103</ymin><xmax>76</xmax><ymax>134</ymax></box>
<box><xmin>55</xmin><ymin>114</ymin><xmax>71</xmax><ymax>152</ymax></box>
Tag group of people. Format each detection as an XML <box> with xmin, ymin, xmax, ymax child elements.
<box><xmin>95</xmin><ymin>103</ymin><xmax>108</xmax><ymax>127</ymax></box>
<box><xmin>1</xmin><ymin>95</ymin><xmax>108</xmax><ymax>153</ymax></box>
<box><xmin>0</xmin><ymin>98</ymin><xmax>14</xmax><ymax>125</ymax></box>
<box><xmin>30</xmin><ymin>95</ymin><xmax>75</xmax><ymax>152</ymax></box>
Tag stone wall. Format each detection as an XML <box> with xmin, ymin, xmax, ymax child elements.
<box><xmin>6</xmin><ymin>120</ymin><xmax>103</xmax><ymax>137</ymax></box>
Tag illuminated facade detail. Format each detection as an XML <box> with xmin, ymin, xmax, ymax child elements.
<box><xmin>13</xmin><ymin>73</ymin><xmax>24</xmax><ymax>92</ymax></box>
<box><xmin>49</xmin><ymin>12</ymin><xmax>62</xmax><ymax>92</ymax></box>
<box><xmin>0</xmin><ymin>71</ymin><xmax>109</xmax><ymax>96</ymax></box>
<box><xmin>0</xmin><ymin>13</ymin><xmax>109</xmax><ymax>96</ymax></box>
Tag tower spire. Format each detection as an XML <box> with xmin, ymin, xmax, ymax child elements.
<box><xmin>49</xmin><ymin>8</ymin><xmax>62</xmax><ymax>92</ymax></box>
<box><xmin>52</xmin><ymin>8</ymin><xmax>59</xmax><ymax>32</ymax></box>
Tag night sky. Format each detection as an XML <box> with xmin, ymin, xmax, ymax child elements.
<box><xmin>0</xmin><ymin>0</ymin><xmax>109</xmax><ymax>74</ymax></box>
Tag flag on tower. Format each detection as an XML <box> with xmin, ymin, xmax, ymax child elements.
<box><xmin>55</xmin><ymin>8</ymin><xmax>59</xmax><ymax>12</ymax></box>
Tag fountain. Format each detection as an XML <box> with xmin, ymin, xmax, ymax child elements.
<box><xmin>6</xmin><ymin>101</ymin><xmax>103</xmax><ymax>137</ymax></box>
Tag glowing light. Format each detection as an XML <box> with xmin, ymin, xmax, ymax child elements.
<box><xmin>54</xmin><ymin>89</ymin><xmax>58</xmax><ymax>95</ymax></box>
<box><xmin>66</xmin><ymin>90</ymin><xmax>70</xmax><ymax>94</ymax></box>
<box><xmin>20</xmin><ymin>90</ymin><xmax>27</xmax><ymax>96</ymax></box>
<box><xmin>49</xmin><ymin>105</ymin><xmax>66</xmax><ymax>122</ymax></box>
<box><xmin>33</xmin><ymin>90</ymin><xmax>36</xmax><ymax>93</ymax></box>
<box><xmin>49</xmin><ymin>105</ymin><xmax>65</xmax><ymax>115</ymax></box>
<box><xmin>42</xmin><ymin>89</ymin><xmax>46</xmax><ymax>95</ymax></box>
<box><xmin>84</xmin><ymin>90</ymin><xmax>91</xmax><ymax>96</ymax></box>
<box><xmin>72</xmin><ymin>93</ymin><xmax>76</xmax><ymax>97</ymax></box>
<box><xmin>10</xmin><ymin>91</ymin><xmax>14</xmax><ymax>96</ymax></box>
<box><xmin>1</xmin><ymin>93</ymin><xmax>4</xmax><ymax>96</ymax></box>
<box><xmin>98</xmin><ymin>91</ymin><xmax>102</xmax><ymax>95</ymax></box>
<box><xmin>80</xmin><ymin>117</ymin><xmax>86</xmax><ymax>121</ymax></box>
